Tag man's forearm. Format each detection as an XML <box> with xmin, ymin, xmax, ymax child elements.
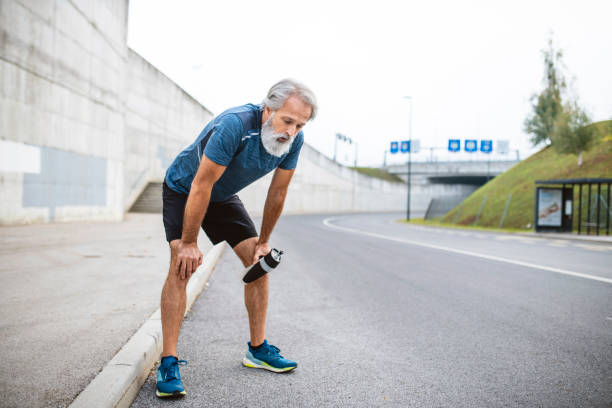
<box><xmin>181</xmin><ymin>184</ymin><xmax>212</xmax><ymax>244</ymax></box>
<box><xmin>259</xmin><ymin>188</ymin><xmax>287</xmax><ymax>243</ymax></box>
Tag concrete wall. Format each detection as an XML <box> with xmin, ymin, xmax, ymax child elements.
<box><xmin>0</xmin><ymin>1</ymin><xmax>213</xmax><ymax>224</ymax></box>
<box><xmin>0</xmin><ymin>0</ymin><xmax>408</xmax><ymax>226</ymax></box>
<box><xmin>239</xmin><ymin>144</ymin><xmax>407</xmax><ymax>216</ymax></box>
<box><xmin>123</xmin><ymin>48</ymin><xmax>213</xmax><ymax>210</ymax></box>
<box><xmin>1</xmin><ymin>0</ymin><xmax>128</xmax><ymax>224</ymax></box>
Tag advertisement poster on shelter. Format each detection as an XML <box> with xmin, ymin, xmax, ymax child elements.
<box><xmin>537</xmin><ymin>189</ymin><xmax>562</xmax><ymax>226</ymax></box>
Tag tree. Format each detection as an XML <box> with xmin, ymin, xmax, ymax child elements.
<box><xmin>524</xmin><ymin>39</ymin><xmax>566</xmax><ymax>146</ymax></box>
<box><xmin>552</xmin><ymin>102</ymin><xmax>598</xmax><ymax>166</ymax></box>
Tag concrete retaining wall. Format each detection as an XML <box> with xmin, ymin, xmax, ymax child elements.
<box><xmin>1</xmin><ymin>0</ymin><xmax>408</xmax><ymax>225</ymax></box>
<box><xmin>123</xmin><ymin>48</ymin><xmax>213</xmax><ymax>210</ymax></box>
<box><xmin>0</xmin><ymin>0</ymin><xmax>128</xmax><ymax>224</ymax></box>
<box><xmin>240</xmin><ymin>144</ymin><xmax>407</xmax><ymax>215</ymax></box>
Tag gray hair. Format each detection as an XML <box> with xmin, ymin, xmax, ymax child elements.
<box><xmin>262</xmin><ymin>79</ymin><xmax>318</xmax><ymax>120</ymax></box>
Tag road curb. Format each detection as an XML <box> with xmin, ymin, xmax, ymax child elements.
<box><xmin>514</xmin><ymin>232</ymin><xmax>612</xmax><ymax>244</ymax></box>
<box><xmin>69</xmin><ymin>242</ymin><xmax>227</xmax><ymax>408</ymax></box>
<box><xmin>405</xmin><ymin>221</ymin><xmax>612</xmax><ymax>244</ymax></box>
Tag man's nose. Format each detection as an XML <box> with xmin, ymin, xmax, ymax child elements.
<box><xmin>286</xmin><ymin>125</ymin><xmax>297</xmax><ymax>137</ymax></box>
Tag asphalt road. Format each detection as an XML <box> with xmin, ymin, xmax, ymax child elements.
<box><xmin>132</xmin><ymin>213</ymin><xmax>612</xmax><ymax>407</ymax></box>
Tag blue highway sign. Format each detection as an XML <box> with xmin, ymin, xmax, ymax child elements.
<box><xmin>390</xmin><ymin>141</ymin><xmax>399</xmax><ymax>153</ymax></box>
<box><xmin>448</xmin><ymin>139</ymin><xmax>460</xmax><ymax>152</ymax></box>
<box><xmin>400</xmin><ymin>140</ymin><xmax>411</xmax><ymax>153</ymax></box>
<box><xmin>465</xmin><ymin>139</ymin><xmax>477</xmax><ymax>153</ymax></box>
<box><xmin>480</xmin><ymin>140</ymin><xmax>493</xmax><ymax>153</ymax></box>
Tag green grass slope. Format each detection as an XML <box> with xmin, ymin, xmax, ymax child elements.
<box><xmin>353</xmin><ymin>167</ymin><xmax>404</xmax><ymax>183</ymax></box>
<box><xmin>439</xmin><ymin>120</ymin><xmax>612</xmax><ymax>231</ymax></box>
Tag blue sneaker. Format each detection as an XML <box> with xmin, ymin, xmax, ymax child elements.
<box><xmin>156</xmin><ymin>356</ymin><xmax>187</xmax><ymax>398</ymax></box>
<box><xmin>242</xmin><ymin>339</ymin><xmax>297</xmax><ymax>373</ymax></box>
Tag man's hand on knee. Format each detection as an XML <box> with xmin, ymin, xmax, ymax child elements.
<box><xmin>175</xmin><ymin>241</ymin><xmax>203</xmax><ymax>280</ymax></box>
<box><xmin>251</xmin><ymin>240</ymin><xmax>271</xmax><ymax>265</ymax></box>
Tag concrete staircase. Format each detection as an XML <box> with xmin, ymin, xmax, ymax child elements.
<box><xmin>424</xmin><ymin>195</ymin><xmax>466</xmax><ymax>220</ymax></box>
<box><xmin>129</xmin><ymin>182</ymin><xmax>163</xmax><ymax>213</ymax></box>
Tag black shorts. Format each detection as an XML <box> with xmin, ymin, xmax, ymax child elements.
<box><xmin>162</xmin><ymin>182</ymin><xmax>258</xmax><ymax>248</ymax></box>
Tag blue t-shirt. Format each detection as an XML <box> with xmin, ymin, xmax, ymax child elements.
<box><xmin>165</xmin><ymin>103</ymin><xmax>304</xmax><ymax>202</ymax></box>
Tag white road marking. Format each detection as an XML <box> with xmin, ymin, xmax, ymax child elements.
<box><xmin>606</xmin><ymin>317</ymin><xmax>612</xmax><ymax>321</ymax></box>
<box><xmin>575</xmin><ymin>243</ymin><xmax>612</xmax><ymax>252</ymax></box>
<box><xmin>495</xmin><ymin>235</ymin><xmax>541</xmax><ymax>244</ymax></box>
<box><xmin>323</xmin><ymin>217</ymin><xmax>612</xmax><ymax>285</ymax></box>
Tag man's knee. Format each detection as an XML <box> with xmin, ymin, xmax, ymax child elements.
<box><xmin>165</xmin><ymin>239</ymin><xmax>189</xmax><ymax>286</ymax></box>
<box><xmin>169</xmin><ymin>239</ymin><xmax>180</xmax><ymax>253</ymax></box>
<box><xmin>233</xmin><ymin>236</ymin><xmax>258</xmax><ymax>267</ymax></box>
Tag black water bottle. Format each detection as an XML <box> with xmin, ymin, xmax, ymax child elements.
<box><xmin>242</xmin><ymin>249</ymin><xmax>283</xmax><ymax>284</ymax></box>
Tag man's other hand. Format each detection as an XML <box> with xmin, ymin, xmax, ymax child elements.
<box><xmin>251</xmin><ymin>240</ymin><xmax>271</xmax><ymax>265</ymax></box>
<box><xmin>175</xmin><ymin>241</ymin><xmax>203</xmax><ymax>280</ymax></box>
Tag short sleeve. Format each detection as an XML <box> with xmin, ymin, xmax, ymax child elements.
<box><xmin>279</xmin><ymin>132</ymin><xmax>304</xmax><ymax>170</ymax></box>
<box><xmin>203</xmin><ymin>114</ymin><xmax>243</xmax><ymax>166</ymax></box>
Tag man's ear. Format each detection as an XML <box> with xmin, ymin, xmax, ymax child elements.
<box><xmin>262</xmin><ymin>106</ymin><xmax>273</xmax><ymax>123</ymax></box>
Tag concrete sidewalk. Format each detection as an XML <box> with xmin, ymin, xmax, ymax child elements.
<box><xmin>0</xmin><ymin>213</ymin><xmax>218</xmax><ymax>408</ymax></box>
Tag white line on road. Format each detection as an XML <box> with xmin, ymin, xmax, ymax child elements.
<box><xmin>575</xmin><ymin>243</ymin><xmax>612</xmax><ymax>252</ymax></box>
<box><xmin>323</xmin><ymin>217</ymin><xmax>612</xmax><ymax>285</ymax></box>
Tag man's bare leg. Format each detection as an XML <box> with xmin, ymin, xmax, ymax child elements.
<box><xmin>161</xmin><ymin>240</ymin><xmax>190</xmax><ymax>357</ymax></box>
<box><xmin>234</xmin><ymin>237</ymin><xmax>268</xmax><ymax>346</ymax></box>
<box><xmin>234</xmin><ymin>236</ymin><xmax>297</xmax><ymax>372</ymax></box>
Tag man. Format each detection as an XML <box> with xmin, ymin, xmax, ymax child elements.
<box><xmin>156</xmin><ymin>79</ymin><xmax>317</xmax><ymax>398</ymax></box>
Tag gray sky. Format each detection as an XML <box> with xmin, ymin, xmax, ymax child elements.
<box><xmin>127</xmin><ymin>0</ymin><xmax>612</xmax><ymax>167</ymax></box>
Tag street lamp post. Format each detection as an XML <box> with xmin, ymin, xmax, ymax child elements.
<box><xmin>333</xmin><ymin>133</ymin><xmax>340</xmax><ymax>162</ymax></box>
<box><xmin>404</xmin><ymin>96</ymin><xmax>413</xmax><ymax>221</ymax></box>
<box><xmin>334</xmin><ymin>132</ymin><xmax>357</xmax><ymax>166</ymax></box>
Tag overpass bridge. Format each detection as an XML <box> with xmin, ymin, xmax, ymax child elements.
<box><xmin>384</xmin><ymin>160</ymin><xmax>519</xmax><ymax>218</ymax></box>
<box><xmin>386</xmin><ymin>159</ymin><xmax>519</xmax><ymax>183</ymax></box>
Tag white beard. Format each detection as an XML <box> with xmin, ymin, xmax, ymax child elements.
<box><xmin>260</xmin><ymin>114</ymin><xmax>294</xmax><ymax>157</ymax></box>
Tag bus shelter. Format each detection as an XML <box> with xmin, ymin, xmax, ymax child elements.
<box><xmin>535</xmin><ymin>178</ymin><xmax>611</xmax><ymax>235</ymax></box>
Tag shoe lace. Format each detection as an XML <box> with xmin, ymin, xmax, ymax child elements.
<box><xmin>268</xmin><ymin>345</ymin><xmax>282</xmax><ymax>357</ymax></box>
<box><xmin>163</xmin><ymin>359</ymin><xmax>187</xmax><ymax>381</ymax></box>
